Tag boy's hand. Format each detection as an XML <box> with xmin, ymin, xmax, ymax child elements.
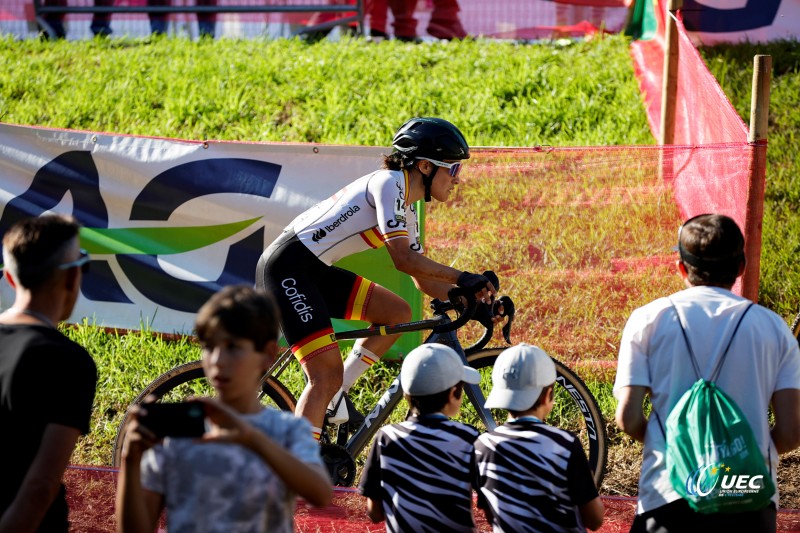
<box><xmin>122</xmin><ymin>400</ymin><xmax>160</xmax><ymax>464</ymax></box>
<box><xmin>194</xmin><ymin>397</ymin><xmax>256</xmax><ymax>447</ymax></box>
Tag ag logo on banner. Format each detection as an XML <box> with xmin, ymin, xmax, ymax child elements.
<box><xmin>0</xmin><ymin>150</ymin><xmax>279</xmax><ymax>314</ymax></box>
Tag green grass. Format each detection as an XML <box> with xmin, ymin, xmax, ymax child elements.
<box><xmin>3</xmin><ymin>35</ymin><xmax>799</xmax><ymax>473</ymax></box>
<box><xmin>0</xmin><ymin>34</ymin><xmax>652</xmax><ymax>146</ymax></box>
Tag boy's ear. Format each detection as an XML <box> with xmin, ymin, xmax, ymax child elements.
<box><xmin>538</xmin><ymin>385</ymin><xmax>554</xmax><ymax>405</ymax></box>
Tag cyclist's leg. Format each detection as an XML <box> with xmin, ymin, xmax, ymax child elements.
<box><xmin>295</xmin><ymin>344</ymin><xmax>344</xmax><ymax>436</ymax></box>
<box><xmin>342</xmin><ymin>285</ymin><xmax>411</xmax><ymax>392</ymax></box>
<box><xmin>257</xmin><ymin>232</ymin><xmax>342</xmax><ymax>436</ymax></box>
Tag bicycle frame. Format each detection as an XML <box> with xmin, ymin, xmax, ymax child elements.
<box><xmin>262</xmin><ymin>294</ymin><xmax>499</xmax><ymax>460</ymax></box>
<box><xmin>344</xmin><ymin>314</ymin><xmax>497</xmax><ymax>458</ymax></box>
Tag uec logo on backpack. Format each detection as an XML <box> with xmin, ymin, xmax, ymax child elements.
<box><xmin>686</xmin><ymin>463</ymin><xmax>766</xmax><ymax>498</ymax></box>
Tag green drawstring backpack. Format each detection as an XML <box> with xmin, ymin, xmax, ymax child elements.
<box><xmin>660</xmin><ymin>302</ymin><xmax>775</xmax><ymax>513</ymax></box>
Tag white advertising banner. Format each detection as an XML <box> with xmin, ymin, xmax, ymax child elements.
<box><xmin>681</xmin><ymin>0</ymin><xmax>800</xmax><ymax>45</ymax></box>
<box><xmin>0</xmin><ymin>122</ymin><xmax>387</xmax><ymax>334</ymax></box>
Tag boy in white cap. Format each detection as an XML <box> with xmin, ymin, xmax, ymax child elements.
<box><xmin>475</xmin><ymin>343</ymin><xmax>604</xmax><ymax>532</ymax></box>
<box><xmin>358</xmin><ymin>343</ymin><xmax>482</xmax><ymax>532</ymax></box>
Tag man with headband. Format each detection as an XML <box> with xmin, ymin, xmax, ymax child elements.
<box><xmin>613</xmin><ymin>213</ymin><xmax>800</xmax><ymax>532</ymax></box>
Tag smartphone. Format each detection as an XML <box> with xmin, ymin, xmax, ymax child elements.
<box><xmin>139</xmin><ymin>400</ymin><xmax>207</xmax><ymax>438</ymax></box>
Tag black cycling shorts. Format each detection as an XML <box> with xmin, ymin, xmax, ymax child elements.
<box><xmin>256</xmin><ymin>230</ymin><xmax>376</xmax><ymax>365</ymax></box>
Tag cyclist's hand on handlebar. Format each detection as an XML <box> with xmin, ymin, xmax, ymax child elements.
<box><xmin>489</xmin><ymin>299</ymin><xmax>506</xmax><ymax>324</ymax></box>
<box><xmin>474</xmin><ymin>298</ymin><xmax>506</xmax><ymax>328</ymax></box>
<box><xmin>456</xmin><ymin>271</ymin><xmax>496</xmax><ymax>304</ymax></box>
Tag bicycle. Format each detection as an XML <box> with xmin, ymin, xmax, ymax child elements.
<box><xmin>112</xmin><ymin>289</ymin><xmax>609</xmax><ymax>487</ymax></box>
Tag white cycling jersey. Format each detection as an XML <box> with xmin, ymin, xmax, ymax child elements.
<box><xmin>288</xmin><ymin>169</ymin><xmax>424</xmax><ymax>265</ymax></box>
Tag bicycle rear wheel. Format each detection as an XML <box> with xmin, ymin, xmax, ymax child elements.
<box><xmin>111</xmin><ymin>359</ymin><xmax>297</xmax><ymax>467</ymax></box>
<box><xmin>465</xmin><ymin>348</ymin><xmax>608</xmax><ymax>487</ymax></box>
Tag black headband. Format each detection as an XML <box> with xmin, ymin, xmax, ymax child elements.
<box><xmin>677</xmin><ymin>241</ymin><xmax>744</xmax><ymax>268</ymax></box>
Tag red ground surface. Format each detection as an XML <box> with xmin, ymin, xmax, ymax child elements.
<box><xmin>66</xmin><ymin>466</ymin><xmax>800</xmax><ymax>532</ymax></box>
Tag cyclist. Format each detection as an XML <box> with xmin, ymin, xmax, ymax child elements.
<box><xmin>257</xmin><ymin>117</ymin><xmax>497</xmax><ymax>440</ymax></box>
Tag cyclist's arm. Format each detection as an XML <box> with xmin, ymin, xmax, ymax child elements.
<box><xmin>384</xmin><ymin>237</ymin><xmax>461</xmax><ymax>284</ymax></box>
<box><xmin>0</xmin><ymin>424</ymin><xmax>79</xmax><ymax>533</ymax></box>
<box><xmin>615</xmin><ymin>385</ymin><xmax>648</xmax><ymax>442</ymax></box>
<box><xmin>384</xmin><ymin>238</ymin><xmax>495</xmax><ymax>302</ymax></box>
<box><xmin>412</xmin><ymin>277</ymin><xmax>455</xmax><ymax>301</ymax></box>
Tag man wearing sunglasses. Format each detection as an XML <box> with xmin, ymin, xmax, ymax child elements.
<box><xmin>0</xmin><ymin>214</ymin><xmax>97</xmax><ymax>533</ymax></box>
<box><xmin>257</xmin><ymin>117</ymin><xmax>499</xmax><ymax>439</ymax></box>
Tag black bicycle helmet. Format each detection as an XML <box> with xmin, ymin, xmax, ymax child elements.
<box><xmin>392</xmin><ymin>117</ymin><xmax>470</xmax><ymax>162</ymax></box>
<box><xmin>392</xmin><ymin>117</ymin><xmax>470</xmax><ymax>201</ymax></box>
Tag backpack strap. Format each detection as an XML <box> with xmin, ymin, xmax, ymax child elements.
<box><xmin>650</xmin><ymin>299</ymin><xmax>754</xmax><ymax>440</ymax></box>
<box><xmin>669</xmin><ymin>299</ymin><xmax>754</xmax><ymax>383</ymax></box>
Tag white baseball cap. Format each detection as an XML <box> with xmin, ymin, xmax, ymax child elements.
<box><xmin>484</xmin><ymin>344</ymin><xmax>556</xmax><ymax>411</ymax></box>
<box><xmin>400</xmin><ymin>343</ymin><xmax>481</xmax><ymax>396</ymax></box>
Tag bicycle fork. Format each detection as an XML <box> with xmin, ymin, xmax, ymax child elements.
<box><xmin>430</xmin><ymin>329</ymin><xmax>497</xmax><ymax>432</ymax></box>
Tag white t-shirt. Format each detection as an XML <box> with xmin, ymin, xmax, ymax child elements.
<box><xmin>141</xmin><ymin>408</ymin><xmax>324</xmax><ymax>533</ymax></box>
<box><xmin>288</xmin><ymin>169</ymin><xmax>423</xmax><ymax>265</ymax></box>
<box><xmin>613</xmin><ymin>285</ymin><xmax>800</xmax><ymax>513</ymax></box>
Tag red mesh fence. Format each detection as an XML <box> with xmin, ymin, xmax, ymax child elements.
<box><xmin>425</xmin><ymin>143</ymin><xmax>759</xmax><ymax>371</ymax></box>
<box><xmin>0</xmin><ymin>0</ymin><xmax>631</xmax><ymax>40</ymax></box>
<box><xmin>629</xmin><ymin>0</ymin><xmax>762</xmax><ymax>299</ymax></box>
<box><xmin>63</xmin><ymin>466</ymin><xmax>800</xmax><ymax>532</ymax></box>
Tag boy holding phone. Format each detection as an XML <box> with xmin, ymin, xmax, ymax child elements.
<box><xmin>116</xmin><ymin>286</ymin><xmax>332</xmax><ymax>533</ymax></box>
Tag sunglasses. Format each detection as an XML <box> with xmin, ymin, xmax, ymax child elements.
<box><xmin>417</xmin><ymin>157</ymin><xmax>463</xmax><ymax>178</ymax></box>
<box><xmin>58</xmin><ymin>249</ymin><xmax>90</xmax><ymax>274</ymax></box>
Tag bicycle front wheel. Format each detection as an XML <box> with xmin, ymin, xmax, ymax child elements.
<box><xmin>111</xmin><ymin>360</ymin><xmax>297</xmax><ymax>467</ymax></box>
<box><xmin>466</xmin><ymin>348</ymin><xmax>608</xmax><ymax>487</ymax></box>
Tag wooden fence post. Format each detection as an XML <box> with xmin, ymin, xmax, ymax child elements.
<box><xmin>659</xmin><ymin>0</ymin><xmax>682</xmax><ymax>146</ymax></box>
<box><xmin>741</xmin><ymin>55</ymin><xmax>771</xmax><ymax>302</ymax></box>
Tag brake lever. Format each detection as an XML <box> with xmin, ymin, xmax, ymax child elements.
<box><xmin>498</xmin><ymin>296</ymin><xmax>515</xmax><ymax>344</ymax></box>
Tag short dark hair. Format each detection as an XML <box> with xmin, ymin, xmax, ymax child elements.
<box><xmin>195</xmin><ymin>285</ymin><xmax>281</xmax><ymax>351</ymax></box>
<box><xmin>678</xmin><ymin>214</ymin><xmax>745</xmax><ymax>287</ymax></box>
<box><xmin>2</xmin><ymin>215</ymin><xmax>81</xmax><ymax>290</ymax></box>
<box><xmin>404</xmin><ymin>382</ymin><xmax>463</xmax><ymax>415</ymax></box>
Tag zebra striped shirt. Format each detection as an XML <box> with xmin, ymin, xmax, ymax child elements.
<box><xmin>358</xmin><ymin>415</ymin><xmax>480</xmax><ymax>532</ymax></box>
<box><xmin>475</xmin><ymin>419</ymin><xmax>598</xmax><ymax>533</ymax></box>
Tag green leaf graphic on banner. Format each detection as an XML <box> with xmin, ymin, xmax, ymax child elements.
<box><xmin>78</xmin><ymin>217</ymin><xmax>262</xmax><ymax>255</ymax></box>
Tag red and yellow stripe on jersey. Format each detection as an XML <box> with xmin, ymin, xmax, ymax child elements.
<box><xmin>358</xmin><ymin>226</ymin><xmax>409</xmax><ymax>249</ymax></box>
<box><xmin>292</xmin><ymin>327</ymin><xmax>337</xmax><ymax>365</ymax></box>
<box><xmin>359</xmin><ymin>227</ymin><xmax>385</xmax><ymax>249</ymax></box>
<box><xmin>345</xmin><ymin>276</ymin><xmax>375</xmax><ymax>322</ymax></box>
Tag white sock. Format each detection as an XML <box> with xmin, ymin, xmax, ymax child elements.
<box><xmin>342</xmin><ymin>346</ymin><xmax>380</xmax><ymax>392</ymax></box>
